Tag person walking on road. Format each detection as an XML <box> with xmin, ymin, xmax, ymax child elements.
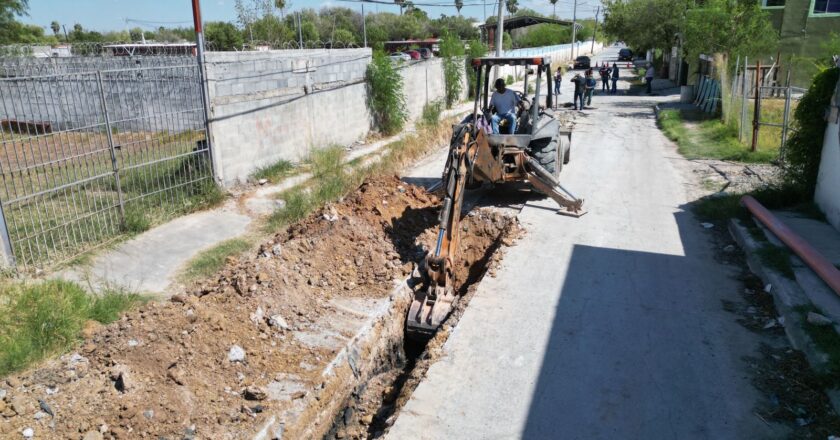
<box><xmin>611</xmin><ymin>63</ymin><xmax>619</xmax><ymax>95</ymax></box>
<box><xmin>645</xmin><ymin>63</ymin><xmax>655</xmax><ymax>94</ymax></box>
<box><xmin>571</xmin><ymin>73</ymin><xmax>585</xmax><ymax>111</ymax></box>
<box><xmin>599</xmin><ymin>65</ymin><xmax>610</xmax><ymax>92</ymax></box>
<box><xmin>584</xmin><ymin>70</ymin><xmax>596</xmax><ymax>106</ymax></box>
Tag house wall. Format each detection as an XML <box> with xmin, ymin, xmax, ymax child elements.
<box><xmin>815</xmin><ymin>70</ymin><xmax>840</xmax><ymax>231</ymax></box>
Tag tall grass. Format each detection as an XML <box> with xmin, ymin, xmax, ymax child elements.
<box><xmin>181</xmin><ymin>238</ymin><xmax>253</xmax><ymax>281</ymax></box>
<box><xmin>657</xmin><ymin>109</ymin><xmax>778</xmax><ymax>162</ymax></box>
<box><xmin>266</xmin><ymin>117</ymin><xmax>453</xmax><ymax>232</ymax></box>
<box><xmin>252</xmin><ymin>159</ymin><xmax>295</xmax><ymax>183</ymax></box>
<box><xmin>0</xmin><ymin>280</ymin><xmax>144</xmax><ymax>375</ymax></box>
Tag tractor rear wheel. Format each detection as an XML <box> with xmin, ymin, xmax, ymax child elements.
<box><xmin>529</xmin><ymin>136</ymin><xmax>561</xmax><ymax>178</ymax></box>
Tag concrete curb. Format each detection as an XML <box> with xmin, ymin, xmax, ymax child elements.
<box><xmin>729</xmin><ymin>218</ymin><xmax>840</xmax><ymax>413</ymax></box>
<box><xmin>253</xmin><ymin>282</ymin><xmax>411</xmax><ymax>440</ymax></box>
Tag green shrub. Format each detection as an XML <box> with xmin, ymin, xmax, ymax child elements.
<box><xmin>465</xmin><ymin>39</ymin><xmax>487</xmax><ymax>99</ymax></box>
<box><xmin>783</xmin><ymin>67</ymin><xmax>839</xmax><ymax>196</ymax></box>
<box><xmin>366</xmin><ymin>52</ymin><xmax>407</xmax><ymax>135</ymax></box>
<box><xmin>440</xmin><ymin>32</ymin><xmax>465</xmax><ymax>108</ymax></box>
<box><xmin>420</xmin><ymin>99</ymin><xmax>443</xmax><ymax>127</ymax></box>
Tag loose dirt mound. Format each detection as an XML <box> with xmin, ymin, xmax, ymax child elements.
<box><xmin>0</xmin><ymin>176</ymin><xmax>519</xmax><ymax>440</ymax></box>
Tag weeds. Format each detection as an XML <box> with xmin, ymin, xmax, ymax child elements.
<box><xmin>0</xmin><ymin>280</ymin><xmax>144</xmax><ymax>376</ymax></box>
<box><xmin>420</xmin><ymin>100</ymin><xmax>443</xmax><ymax>127</ymax></box>
<box><xmin>756</xmin><ymin>244</ymin><xmax>795</xmax><ymax>279</ymax></box>
<box><xmin>266</xmin><ymin>117</ymin><xmax>453</xmax><ymax>232</ymax></box>
<box><xmin>657</xmin><ymin>109</ymin><xmax>777</xmax><ymax>162</ymax></box>
<box><xmin>440</xmin><ymin>32</ymin><xmax>465</xmax><ymax>108</ymax></box>
<box><xmin>252</xmin><ymin>159</ymin><xmax>295</xmax><ymax>183</ymax></box>
<box><xmin>795</xmin><ymin>305</ymin><xmax>840</xmax><ymax>374</ymax></box>
<box><xmin>181</xmin><ymin>238</ymin><xmax>253</xmax><ymax>281</ymax></box>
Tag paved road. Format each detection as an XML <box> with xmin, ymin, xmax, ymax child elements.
<box><xmin>388</xmin><ymin>47</ymin><xmax>783</xmax><ymax>439</ymax></box>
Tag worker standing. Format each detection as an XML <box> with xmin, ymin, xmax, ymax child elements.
<box><xmin>585</xmin><ymin>70</ymin><xmax>596</xmax><ymax>107</ymax></box>
<box><xmin>599</xmin><ymin>65</ymin><xmax>610</xmax><ymax>92</ymax></box>
<box><xmin>554</xmin><ymin>69</ymin><xmax>562</xmax><ymax>107</ymax></box>
<box><xmin>571</xmin><ymin>73</ymin><xmax>585</xmax><ymax>111</ymax></box>
<box><xmin>611</xmin><ymin>63</ymin><xmax>619</xmax><ymax>95</ymax></box>
<box><xmin>645</xmin><ymin>63</ymin><xmax>655</xmax><ymax>94</ymax></box>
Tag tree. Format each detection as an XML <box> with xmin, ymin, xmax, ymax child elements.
<box><xmin>602</xmin><ymin>0</ymin><xmax>689</xmax><ymax>52</ymax></box>
<box><xmin>205</xmin><ymin>21</ymin><xmax>244</xmax><ymax>50</ymax></box>
<box><xmin>549</xmin><ymin>0</ymin><xmax>558</xmax><ymax>18</ymax></box>
<box><xmin>439</xmin><ymin>31</ymin><xmax>465</xmax><ymax>108</ymax></box>
<box><xmin>506</xmin><ymin>0</ymin><xmax>519</xmax><ymax>15</ymax></box>
<box><xmin>455</xmin><ymin>0</ymin><xmax>463</xmax><ymax>16</ymax></box>
<box><xmin>50</xmin><ymin>20</ymin><xmax>59</xmax><ymax>37</ymax></box>
<box><xmin>682</xmin><ymin>0</ymin><xmax>776</xmax><ymax>62</ymax></box>
<box><xmin>0</xmin><ymin>0</ymin><xmax>31</xmax><ymax>44</ymax></box>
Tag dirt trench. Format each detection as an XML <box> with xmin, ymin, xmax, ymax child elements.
<box><xmin>0</xmin><ymin>176</ymin><xmax>520</xmax><ymax>440</ymax></box>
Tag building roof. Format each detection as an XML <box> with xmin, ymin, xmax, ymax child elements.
<box><xmin>479</xmin><ymin>15</ymin><xmax>574</xmax><ymax>31</ymax></box>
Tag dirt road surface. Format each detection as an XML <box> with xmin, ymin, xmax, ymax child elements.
<box><xmin>386</xmin><ymin>47</ymin><xmax>788</xmax><ymax>439</ymax></box>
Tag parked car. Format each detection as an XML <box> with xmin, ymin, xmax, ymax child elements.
<box><xmin>618</xmin><ymin>48</ymin><xmax>633</xmax><ymax>61</ymax></box>
<box><xmin>418</xmin><ymin>48</ymin><xmax>433</xmax><ymax>59</ymax></box>
<box><xmin>573</xmin><ymin>56</ymin><xmax>591</xmax><ymax>69</ymax></box>
<box><xmin>389</xmin><ymin>52</ymin><xmax>411</xmax><ymax>62</ymax></box>
<box><xmin>405</xmin><ymin>50</ymin><xmax>421</xmax><ymax>60</ymax></box>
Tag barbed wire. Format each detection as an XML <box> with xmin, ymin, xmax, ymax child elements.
<box><xmin>209</xmin><ymin>40</ymin><xmax>362</xmax><ymax>51</ymax></box>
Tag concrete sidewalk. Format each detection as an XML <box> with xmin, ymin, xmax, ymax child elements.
<box><xmin>60</xmin><ymin>102</ymin><xmax>474</xmax><ymax>296</ymax></box>
<box><xmin>387</xmin><ymin>46</ymin><xmax>784</xmax><ymax>439</ymax></box>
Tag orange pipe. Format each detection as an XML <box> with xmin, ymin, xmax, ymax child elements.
<box><xmin>741</xmin><ymin>195</ymin><xmax>840</xmax><ymax>296</ymax></box>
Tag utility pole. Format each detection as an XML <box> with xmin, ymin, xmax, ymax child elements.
<box><xmin>297</xmin><ymin>12</ymin><xmax>303</xmax><ymax>48</ymax></box>
<box><xmin>61</xmin><ymin>24</ymin><xmax>69</xmax><ymax>41</ymax></box>
<box><xmin>495</xmin><ymin>0</ymin><xmax>503</xmax><ymax>57</ymax></box>
<box><xmin>191</xmin><ymin>0</ymin><xmax>217</xmax><ymax>179</ymax></box>
<box><xmin>571</xmin><ymin>0</ymin><xmax>578</xmax><ymax>59</ymax></box>
<box><xmin>591</xmin><ymin>5</ymin><xmax>599</xmax><ymax>55</ymax></box>
<box><xmin>362</xmin><ymin>3</ymin><xmax>367</xmax><ymax>48</ymax></box>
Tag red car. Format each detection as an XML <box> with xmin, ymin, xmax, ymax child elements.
<box><xmin>405</xmin><ymin>50</ymin><xmax>421</xmax><ymax>60</ymax></box>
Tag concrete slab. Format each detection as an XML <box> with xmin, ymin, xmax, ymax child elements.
<box><xmin>60</xmin><ymin>207</ymin><xmax>251</xmax><ymax>295</ymax></box>
<box><xmin>773</xmin><ymin>210</ymin><xmax>840</xmax><ymax>265</ymax></box>
<box><xmin>387</xmin><ymin>47</ymin><xmax>783</xmax><ymax>439</ymax></box>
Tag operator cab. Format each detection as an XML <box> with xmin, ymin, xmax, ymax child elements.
<box><xmin>470</xmin><ymin>56</ymin><xmax>556</xmax><ymax>147</ymax></box>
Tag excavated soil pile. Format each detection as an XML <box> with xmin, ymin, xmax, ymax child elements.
<box><xmin>0</xmin><ymin>176</ymin><xmax>519</xmax><ymax>440</ymax></box>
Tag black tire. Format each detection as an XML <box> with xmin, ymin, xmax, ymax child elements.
<box><xmin>529</xmin><ymin>136</ymin><xmax>561</xmax><ymax>178</ymax></box>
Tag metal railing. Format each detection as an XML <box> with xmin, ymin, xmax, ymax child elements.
<box><xmin>0</xmin><ymin>62</ymin><xmax>213</xmax><ymax>270</ymax></box>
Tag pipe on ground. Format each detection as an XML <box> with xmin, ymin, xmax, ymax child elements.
<box><xmin>741</xmin><ymin>195</ymin><xmax>840</xmax><ymax>296</ymax></box>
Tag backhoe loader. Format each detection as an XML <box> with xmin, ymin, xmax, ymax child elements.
<box><xmin>407</xmin><ymin>56</ymin><xmax>586</xmax><ymax>339</ymax></box>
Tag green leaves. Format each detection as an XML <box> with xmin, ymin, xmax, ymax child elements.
<box><xmin>366</xmin><ymin>52</ymin><xmax>408</xmax><ymax>135</ymax></box>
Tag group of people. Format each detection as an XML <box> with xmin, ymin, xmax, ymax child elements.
<box><xmin>554</xmin><ymin>63</ymin><xmax>621</xmax><ymax>111</ymax></box>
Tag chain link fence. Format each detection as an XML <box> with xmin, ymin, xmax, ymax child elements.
<box><xmin>0</xmin><ymin>58</ymin><xmax>215</xmax><ymax>270</ymax></box>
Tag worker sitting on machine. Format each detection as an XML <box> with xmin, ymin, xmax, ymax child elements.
<box><xmin>489</xmin><ymin>78</ymin><xmax>521</xmax><ymax>134</ymax></box>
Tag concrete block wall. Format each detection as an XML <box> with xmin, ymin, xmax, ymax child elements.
<box><xmin>205</xmin><ymin>49</ymin><xmax>373</xmax><ymax>185</ymax></box>
<box><xmin>815</xmin><ymin>74</ymin><xmax>840</xmax><ymax>231</ymax></box>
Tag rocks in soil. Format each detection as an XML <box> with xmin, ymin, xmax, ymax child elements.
<box><xmin>228</xmin><ymin>345</ymin><xmax>246</xmax><ymax>363</ymax></box>
<box><xmin>268</xmin><ymin>314</ymin><xmax>289</xmax><ymax>330</ymax></box>
<box><xmin>82</xmin><ymin>431</ymin><xmax>104</xmax><ymax>440</ymax></box>
<box><xmin>22</xmin><ymin>427</ymin><xmax>34</xmax><ymax>438</ymax></box>
<box><xmin>243</xmin><ymin>386</ymin><xmax>267</xmax><ymax>401</ymax></box>
<box><xmin>806</xmin><ymin>312</ymin><xmax>833</xmax><ymax>326</ymax></box>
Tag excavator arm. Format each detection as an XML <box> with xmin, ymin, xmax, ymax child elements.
<box><xmin>406</xmin><ymin>124</ymin><xmax>474</xmax><ymax>339</ymax></box>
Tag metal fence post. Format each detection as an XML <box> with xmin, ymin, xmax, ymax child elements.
<box><xmin>739</xmin><ymin>57</ymin><xmax>748</xmax><ymax>142</ymax></box>
<box><xmin>96</xmin><ymin>71</ymin><xmax>126</xmax><ymax>221</ymax></box>
<box><xmin>0</xmin><ymin>202</ymin><xmax>16</xmax><ymax>268</ymax></box>
<box><xmin>751</xmin><ymin>60</ymin><xmax>761</xmax><ymax>152</ymax></box>
<box><xmin>780</xmin><ymin>75</ymin><xmax>793</xmax><ymax>161</ymax></box>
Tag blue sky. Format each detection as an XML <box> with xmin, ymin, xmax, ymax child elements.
<box><xmin>22</xmin><ymin>0</ymin><xmax>600</xmax><ymax>32</ymax></box>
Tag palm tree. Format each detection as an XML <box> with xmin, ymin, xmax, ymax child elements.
<box><xmin>455</xmin><ymin>0</ymin><xmax>463</xmax><ymax>15</ymax></box>
<box><xmin>549</xmin><ymin>0</ymin><xmax>558</xmax><ymax>18</ymax></box>
<box><xmin>506</xmin><ymin>0</ymin><xmax>518</xmax><ymax>15</ymax></box>
<box><xmin>50</xmin><ymin>21</ymin><xmax>60</xmax><ymax>37</ymax></box>
<box><xmin>274</xmin><ymin>0</ymin><xmax>285</xmax><ymax>19</ymax></box>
